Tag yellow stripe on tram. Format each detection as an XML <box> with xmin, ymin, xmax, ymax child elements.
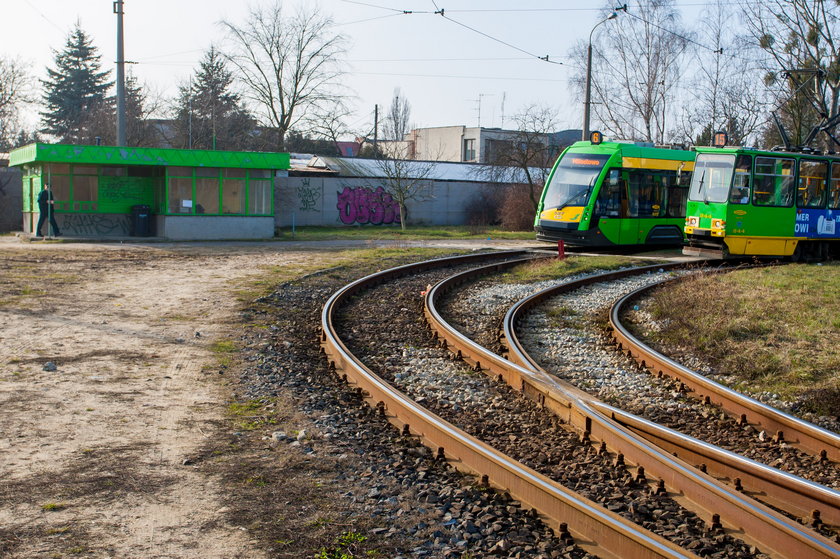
<box><xmin>622</xmin><ymin>157</ymin><xmax>695</xmax><ymax>172</ymax></box>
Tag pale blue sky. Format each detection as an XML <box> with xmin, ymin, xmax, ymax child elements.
<box><xmin>5</xmin><ymin>1</ymin><xmax>707</xmax><ymax>139</ymax></box>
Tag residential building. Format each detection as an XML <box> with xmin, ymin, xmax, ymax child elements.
<box><xmin>379</xmin><ymin>126</ymin><xmax>581</xmax><ymax>164</ymax></box>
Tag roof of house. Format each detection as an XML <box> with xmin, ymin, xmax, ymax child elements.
<box><xmin>9</xmin><ymin>143</ymin><xmax>290</xmax><ymax>170</ymax></box>
<box><xmin>302</xmin><ymin>156</ymin><xmax>543</xmax><ymax>183</ymax></box>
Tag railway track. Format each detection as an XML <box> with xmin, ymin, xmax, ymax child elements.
<box><xmin>423</xmin><ymin>259</ymin><xmax>840</xmax><ymax>558</ymax></box>
<box><xmin>320</xmin><ymin>251</ymin><xmax>840</xmax><ymax>558</ymax></box>
<box><xmin>322</xmin><ymin>251</ymin><xmax>697</xmax><ymax>558</ymax></box>
<box><xmin>609</xmin><ymin>278</ymin><xmax>840</xmax><ymax>465</ymax></box>
<box><xmin>495</xmin><ymin>266</ymin><xmax>840</xmax><ymax>527</ymax></box>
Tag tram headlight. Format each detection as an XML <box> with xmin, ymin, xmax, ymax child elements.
<box><xmin>685</xmin><ymin>216</ymin><xmax>699</xmax><ymax>227</ymax></box>
<box><xmin>712</xmin><ymin>219</ymin><xmax>726</xmax><ymax>229</ymax></box>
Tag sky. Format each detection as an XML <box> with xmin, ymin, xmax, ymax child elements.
<box><xmin>3</xmin><ymin>0</ymin><xmax>707</xmax><ymax>140</ymax></box>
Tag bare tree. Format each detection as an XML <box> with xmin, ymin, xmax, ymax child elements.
<box><xmin>220</xmin><ymin>2</ymin><xmax>347</xmax><ymax>152</ymax></box>
<box><xmin>675</xmin><ymin>0</ymin><xmax>766</xmax><ymax>146</ymax></box>
<box><xmin>310</xmin><ymin>99</ymin><xmax>353</xmax><ymax>155</ymax></box>
<box><xmin>742</xmin><ymin>0</ymin><xmax>840</xmax><ymax>149</ymax></box>
<box><xmin>368</xmin><ymin>141</ymin><xmax>437</xmax><ymax>230</ymax></box>
<box><xmin>476</xmin><ymin>104</ymin><xmax>560</xmax><ymax>213</ymax></box>
<box><xmin>571</xmin><ymin>0</ymin><xmax>689</xmax><ymax>142</ymax></box>
<box><xmin>382</xmin><ymin>88</ymin><xmax>412</xmax><ymax>141</ymax></box>
<box><xmin>0</xmin><ymin>56</ymin><xmax>33</xmax><ymax>150</ymax></box>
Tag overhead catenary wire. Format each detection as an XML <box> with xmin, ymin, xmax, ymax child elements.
<box><xmin>432</xmin><ymin>10</ymin><xmax>562</xmax><ymax>65</ymax></box>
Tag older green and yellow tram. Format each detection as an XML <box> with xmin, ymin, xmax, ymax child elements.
<box><xmin>535</xmin><ymin>139</ymin><xmax>695</xmax><ymax>247</ymax></box>
<box><xmin>684</xmin><ymin>145</ymin><xmax>840</xmax><ymax>259</ymax></box>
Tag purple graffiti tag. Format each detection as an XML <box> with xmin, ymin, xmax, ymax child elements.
<box><xmin>336</xmin><ymin>186</ymin><xmax>401</xmax><ymax>225</ymax></box>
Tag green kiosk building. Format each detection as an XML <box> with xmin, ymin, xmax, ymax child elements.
<box><xmin>10</xmin><ymin>143</ymin><xmax>290</xmax><ymax>240</ymax></box>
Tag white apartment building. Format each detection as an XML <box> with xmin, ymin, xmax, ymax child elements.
<box><xmin>380</xmin><ymin>126</ymin><xmax>581</xmax><ymax>164</ymax></box>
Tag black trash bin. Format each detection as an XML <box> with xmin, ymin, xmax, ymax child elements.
<box><xmin>131</xmin><ymin>204</ymin><xmax>152</xmax><ymax>237</ymax></box>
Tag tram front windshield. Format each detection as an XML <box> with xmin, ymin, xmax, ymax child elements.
<box><xmin>542</xmin><ymin>153</ymin><xmax>610</xmax><ymax>209</ymax></box>
<box><xmin>689</xmin><ymin>153</ymin><xmax>735</xmax><ymax>203</ymax></box>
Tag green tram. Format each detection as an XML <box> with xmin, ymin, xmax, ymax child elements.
<box><xmin>534</xmin><ymin>139</ymin><xmax>695</xmax><ymax>247</ymax></box>
<box><xmin>684</xmin><ymin>145</ymin><xmax>840</xmax><ymax>259</ymax></box>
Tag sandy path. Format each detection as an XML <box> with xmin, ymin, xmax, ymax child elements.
<box><xmin>0</xmin><ymin>242</ymin><xmax>317</xmax><ymax>558</ymax></box>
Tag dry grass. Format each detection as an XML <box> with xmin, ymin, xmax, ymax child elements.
<box><xmin>643</xmin><ymin>263</ymin><xmax>840</xmax><ymax>414</ymax></box>
<box><xmin>501</xmin><ymin>255</ymin><xmax>649</xmax><ymax>283</ymax></box>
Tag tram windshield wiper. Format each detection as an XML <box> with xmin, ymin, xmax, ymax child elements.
<box><xmin>699</xmin><ymin>171</ymin><xmax>708</xmax><ymax>204</ymax></box>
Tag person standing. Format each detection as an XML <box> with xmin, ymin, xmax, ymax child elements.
<box><xmin>36</xmin><ymin>183</ymin><xmax>61</xmax><ymax>237</ymax></box>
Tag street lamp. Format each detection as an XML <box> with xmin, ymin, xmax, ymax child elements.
<box><xmin>582</xmin><ymin>11</ymin><xmax>618</xmax><ymax>141</ymax></box>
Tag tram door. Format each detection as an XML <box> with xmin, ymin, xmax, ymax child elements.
<box><xmin>618</xmin><ymin>170</ymin><xmax>641</xmax><ymax>243</ymax></box>
<box><xmin>28</xmin><ymin>177</ymin><xmax>36</xmax><ymax>233</ymax></box>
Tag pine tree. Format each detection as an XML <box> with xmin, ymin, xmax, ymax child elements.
<box><xmin>172</xmin><ymin>46</ymin><xmax>253</xmax><ymax>150</ymax></box>
<box><xmin>124</xmin><ymin>72</ymin><xmax>158</xmax><ymax>147</ymax></box>
<box><xmin>41</xmin><ymin>24</ymin><xmax>113</xmax><ymax>143</ymax></box>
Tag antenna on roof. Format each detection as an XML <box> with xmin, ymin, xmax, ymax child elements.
<box><xmin>500</xmin><ymin>92</ymin><xmax>507</xmax><ymax>129</ymax></box>
<box><xmin>475</xmin><ymin>93</ymin><xmax>493</xmax><ymax>127</ymax></box>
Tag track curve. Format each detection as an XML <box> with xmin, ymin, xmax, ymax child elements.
<box><xmin>424</xmin><ymin>260</ymin><xmax>840</xmax><ymax>558</ymax></box>
<box><xmin>321</xmin><ymin>251</ymin><xmax>697</xmax><ymax>559</ymax></box>
<box><xmin>609</xmin><ymin>278</ymin><xmax>840</xmax><ymax>464</ymax></box>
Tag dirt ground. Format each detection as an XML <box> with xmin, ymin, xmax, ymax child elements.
<box><xmin>0</xmin><ymin>238</ymin><xmax>341</xmax><ymax>558</ymax></box>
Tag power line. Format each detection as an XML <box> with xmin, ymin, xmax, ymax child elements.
<box><xmin>347</xmin><ymin>56</ymin><xmax>545</xmax><ymax>63</ymax></box>
<box><xmin>22</xmin><ymin>0</ymin><xmax>66</xmax><ymax>33</ymax></box>
<box><xmin>355</xmin><ymin>71</ymin><xmax>566</xmax><ymax>82</ymax></box>
<box><xmin>337</xmin><ymin>13</ymin><xmax>415</xmax><ymax>27</ymax></box>
<box><xmin>339</xmin><ymin>0</ymin><xmax>431</xmax><ymax>14</ymax></box>
<box><xmin>432</xmin><ymin>11</ymin><xmax>562</xmax><ymax>65</ymax></box>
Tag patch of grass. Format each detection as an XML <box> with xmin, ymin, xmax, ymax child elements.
<box><xmin>545</xmin><ymin>305</ymin><xmax>580</xmax><ymax>329</ymax></box>
<box><xmin>244</xmin><ymin>475</ymin><xmax>268</xmax><ymax>487</ymax></box>
<box><xmin>228</xmin><ymin>400</ymin><xmax>265</xmax><ymax>416</ymax></box>
<box><xmin>41</xmin><ymin>502</ymin><xmax>67</xmax><ymax>511</ymax></box>
<box><xmin>315</xmin><ymin>531</ymin><xmax>371</xmax><ymax>559</ymax></box>
<box><xmin>644</xmin><ymin>263</ymin><xmax>840</xmax><ymax>411</ymax></box>
<box><xmin>274</xmin><ymin>225</ymin><xmax>534</xmax><ymax>242</ymax></box>
<box><xmin>234</xmin><ymin>248</ymin><xmax>458</xmax><ymax>302</ymax></box>
<box><xmin>501</xmin><ymin>255</ymin><xmax>647</xmax><ymax>283</ymax></box>
<box><xmin>211</xmin><ymin>340</ymin><xmax>237</xmax><ymax>354</ymax></box>
<box><xmin>227</xmin><ymin>399</ymin><xmax>276</xmax><ymax>430</ymax></box>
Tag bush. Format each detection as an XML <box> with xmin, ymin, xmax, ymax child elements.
<box><xmin>464</xmin><ymin>186</ymin><xmax>503</xmax><ymax>233</ymax></box>
<box><xmin>498</xmin><ymin>183</ymin><xmax>542</xmax><ymax>231</ymax></box>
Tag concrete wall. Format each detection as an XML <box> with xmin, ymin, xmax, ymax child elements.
<box><xmin>277</xmin><ymin>175</ymin><xmax>497</xmax><ymax>228</ymax></box>
<box><xmin>156</xmin><ymin>215</ymin><xmax>274</xmax><ymax>240</ymax></box>
<box><xmin>0</xmin><ymin>167</ymin><xmax>22</xmax><ymax>232</ymax></box>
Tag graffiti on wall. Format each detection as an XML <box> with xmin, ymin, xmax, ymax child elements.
<box><xmin>336</xmin><ymin>185</ymin><xmax>401</xmax><ymax>225</ymax></box>
<box><xmin>296</xmin><ymin>178</ymin><xmax>320</xmax><ymax>212</ymax></box>
<box><xmin>60</xmin><ymin>214</ymin><xmax>131</xmax><ymax>236</ymax></box>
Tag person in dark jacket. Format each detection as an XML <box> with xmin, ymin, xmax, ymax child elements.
<box><xmin>36</xmin><ymin>184</ymin><xmax>61</xmax><ymax>237</ymax></box>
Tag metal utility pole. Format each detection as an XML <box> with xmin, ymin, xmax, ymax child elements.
<box><xmin>373</xmin><ymin>104</ymin><xmax>378</xmax><ymax>153</ymax></box>
<box><xmin>583</xmin><ymin>11</ymin><xmax>618</xmax><ymax>141</ymax></box>
<box><xmin>114</xmin><ymin>0</ymin><xmax>127</xmax><ymax>146</ymax></box>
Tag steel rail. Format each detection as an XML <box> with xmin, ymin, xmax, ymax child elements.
<box><xmin>589</xmin><ymin>400</ymin><xmax>840</xmax><ymax>526</ymax></box>
<box><xmin>425</xmin><ymin>262</ymin><xmax>840</xmax><ymax>558</ymax></box>
<box><xmin>500</xmin><ymin>266</ymin><xmax>840</xmax><ymax>526</ymax></box>
<box><xmin>320</xmin><ymin>252</ymin><xmax>696</xmax><ymax>559</ymax></box>
<box><xmin>610</xmin><ymin>279</ymin><xmax>840</xmax><ymax>465</ymax></box>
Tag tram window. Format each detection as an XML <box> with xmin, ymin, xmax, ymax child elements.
<box><xmin>628</xmin><ymin>170</ymin><xmax>668</xmax><ymax>217</ymax></box>
<box><xmin>830</xmin><ymin>163</ymin><xmax>840</xmax><ymax>209</ymax></box>
<box><xmin>667</xmin><ymin>177</ymin><xmax>688</xmax><ymax>216</ymax></box>
<box><xmin>728</xmin><ymin>155</ymin><xmax>751</xmax><ymax>204</ymax></box>
<box><xmin>797</xmin><ymin>160</ymin><xmax>827</xmax><ymax>208</ymax></box>
<box><xmin>753</xmin><ymin>156</ymin><xmax>794</xmax><ymax>206</ymax></box>
<box><xmin>594</xmin><ymin>168</ymin><xmax>621</xmax><ymax>217</ymax></box>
